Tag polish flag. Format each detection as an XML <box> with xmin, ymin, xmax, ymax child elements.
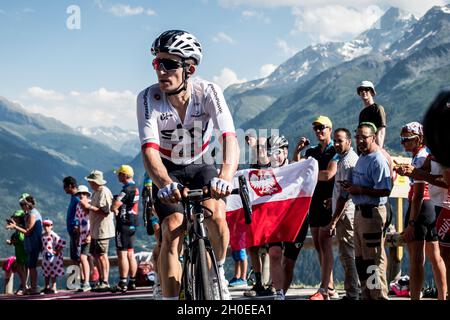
<box><xmin>226</xmin><ymin>157</ymin><xmax>318</xmax><ymax>250</ymax></box>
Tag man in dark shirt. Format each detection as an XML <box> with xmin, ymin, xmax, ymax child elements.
<box><xmin>357</xmin><ymin>81</ymin><xmax>386</xmax><ymax>148</ymax></box>
<box><xmin>303</xmin><ymin>116</ymin><xmax>339</xmax><ymax>300</ymax></box>
<box><xmin>63</xmin><ymin>176</ymin><xmax>81</xmax><ymax>264</ymax></box>
<box><xmin>111</xmin><ymin>165</ymin><xmax>139</xmax><ymax>292</ymax></box>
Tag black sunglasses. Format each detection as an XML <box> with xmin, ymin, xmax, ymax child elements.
<box><xmin>313</xmin><ymin>125</ymin><xmax>328</xmax><ymax>131</ymax></box>
<box><xmin>400</xmin><ymin>135</ymin><xmax>418</xmax><ymax>143</ymax></box>
<box><xmin>152</xmin><ymin>58</ymin><xmax>183</xmax><ymax>71</ymax></box>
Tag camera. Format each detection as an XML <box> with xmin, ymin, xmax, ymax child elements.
<box><xmin>6</xmin><ymin>218</ymin><xmax>13</xmax><ymax>224</ymax></box>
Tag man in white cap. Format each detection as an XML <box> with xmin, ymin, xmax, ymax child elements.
<box><xmin>357</xmin><ymin>81</ymin><xmax>387</xmax><ymax>149</ymax></box>
<box><xmin>80</xmin><ymin>170</ymin><xmax>114</xmax><ymax>292</ymax></box>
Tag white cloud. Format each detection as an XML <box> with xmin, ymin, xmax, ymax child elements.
<box><xmin>213</xmin><ymin>68</ymin><xmax>247</xmax><ymax>89</ymax></box>
<box><xmin>22</xmin><ymin>87</ymin><xmax>137</xmax><ymax>130</ymax></box>
<box><xmin>219</xmin><ymin>0</ymin><xmax>449</xmax><ymax>17</ymax></box>
<box><xmin>27</xmin><ymin>87</ymin><xmax>65</xmax><ymax>101</ymax></box>
<box><xmin>213</xmin><ymin>32</ymin><xmax>235</xmax><ymax>44</ymax></box>
<box><xmin>292</xmin><ymin>5</ymin><xmax>384</xmax><ymax>43</ymax></box>
<box><xmin>276</xmin><ymin>39</ymin><xmax>298</xmax><ymax>56</ymax></box>
<box><xmin>94</xmin><ymin>0</ymin><xmax>106</xmax><ymax>9</ymax></box>
<box><xmin>23</xmin><ymin>8</ymin><xmax>34</xmax><ymax>13</ymax></box>
<box><xmin>109</xmin><ymin>4</ymin><xmax>144</xmax><ymax>16</ymax></box>
<box><xmin>241</xmin><ymin>10</ymin><xmax>271</xmax><ymax>23</ymax></box>
<box><xmin>259</xmin><ymin>64</ymin><xmax>277</xmax><ymax>78</ymax></box>
<box><xmin>96</xmin><ymin>1</ymin><xmax>156</xmax><ymax>17</ymax></box>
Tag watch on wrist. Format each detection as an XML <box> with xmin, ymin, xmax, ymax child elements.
<box><xmin>408</xmin><ymin>220</ymin><xmax>415</xmax><ymax>227</ymax></box>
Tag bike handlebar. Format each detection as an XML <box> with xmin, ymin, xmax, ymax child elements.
<box><xmin>180</xmin><ymin>176</ymin><xmax>253</xmax><ymax>225</ymax></box>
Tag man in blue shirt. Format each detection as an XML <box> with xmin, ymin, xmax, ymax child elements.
<box><xmin>63</xmin><ymin>176</ymin><xmax>81</xmax><ymax>264</ymax></box>
<box><xmin>342</xmin><ymin>122</ymin><xmax>391</xmax><ymax>300</ymax></box>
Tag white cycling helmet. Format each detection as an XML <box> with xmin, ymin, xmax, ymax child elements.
<box><xmin>267</xmin><ymin>135</ymin><xmax>289</xmax><ymax>151</ymax></box>
<box><xmin>151</xmin><ymin>30</ymin><xmax>203</xmax><ymax>65</ymax></box>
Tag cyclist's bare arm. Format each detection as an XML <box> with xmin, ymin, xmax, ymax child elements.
<box><xmin>142</xmin><ymin>147</ymin><xmax>182</xmax><ymax>202</ymax></box>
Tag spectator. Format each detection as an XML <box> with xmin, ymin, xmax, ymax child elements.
<box><xmin>74</xmin><ymin>185</ymin><xmax>93</xmax><ymax>292</ymax></box>
<box><xmin>304</xmin><ymin>116</ymin><xmax>339</xmax><ymax>300</ymax></box>
<box><xmin>324</xmin><ymin>128</ymin><xmax>360</xmax><ymax>300</ymax></box>
<box><xmin>62</xmin><ymin>176</ymin><xmax>81</xmax><ymax>264</ymax></box>
<box><xmin>141</xmin><ymin>172</ymin><xmax>162</xmax><ymax>299</ymax></box>
<box><xmin>6</xmin><ymin>193</ymin><xmax>43</xmax><ymax>295</ymax></box>
<box><xmin>5</xmin><ymin>209</ymin><xmax>28</xmax><ymax>295</ymax></box>
<box><xmin>80</xmin><ymin>170</ymin><xmax>115</xmax><ymax>292</ymax></box>
<box><xmin>343</xmin><ymin>122</ymin><xmax>391</xmax><ymax>300</ymax></box>
<box><xmin>41</xmin><ymin>219</ymin><xmax>66</xmax><ymax>294</ymax></box>
<box><xmin>396</xmin><ymin>122</ymin><xmax>447</xmax><ymax>300</ymax></box>
<box><xmin>357</xmin><ymin>81</ymin><xmax>387</xmax><ymax>149</ymax></box>
<box><xmin>111</xmin><ymin>165</ymin><xmax>140</xmax><ymax>292</ymax></box>
<box><xmin>228</xmin><ymin>249</ymin><xmax>248</xmax><ymax>288</ymax></box>
<box><xmin>243</xmin><ymin>135</ymin><xmax>273</xmax><ymax>298</ymax></box>
<box><xmin>423</xmin><ymin>91</ymin><xmax>450</xmax><ymax>297</ymax></box>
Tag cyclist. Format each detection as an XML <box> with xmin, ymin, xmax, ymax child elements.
<box><xmin>137</xmin><ymin>30</ymin><xmax>239</xmax><ymax>300</ymax></box>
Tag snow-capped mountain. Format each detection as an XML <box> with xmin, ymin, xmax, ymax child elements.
<box><xmin>227</xmin><ymin>7</ymin><xmax>416</xmax><ymax>95</ymax></box>
<box><xmin>225</xmin><ymin>7</ymin><xmax>417</xmax><ymax>127</ymax></box>
<box><xmin>386</xmin><ymin>5</ymin><xmax>450</xmax><ymax>57</ymax></box>
<box><xmin>76</xmin><ymin>126</ymin><xmax>140</xmax><ymax>156</ymax></box>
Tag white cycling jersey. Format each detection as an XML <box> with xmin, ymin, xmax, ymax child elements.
<box><xmin>137</xmin><ymin>78</ymin><xmax>236</xmax><ymax>165</ymax></box>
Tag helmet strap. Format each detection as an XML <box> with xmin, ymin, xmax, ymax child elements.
<box><xmin>166</xmin><ymin>60</ymin><xmax>190</xmax><ymax>96</ymax></box>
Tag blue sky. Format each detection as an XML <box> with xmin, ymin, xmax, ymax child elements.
<box><xmin>1</xmin><ymin>0</ymin><xmax>449</xmax><ymax>129</ymax></box>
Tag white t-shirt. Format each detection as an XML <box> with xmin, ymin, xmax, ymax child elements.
<box><xmin>429</xmin><ymin>159</ymin><xmax>448</xmax><ymax>207</ymax></box>
<box><xmin>137</xmin><ymin>78</ymin><xmax>236</xmax><ymax>165</ymax></box>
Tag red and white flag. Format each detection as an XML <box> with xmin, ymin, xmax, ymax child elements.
<box><xmin>226</xmin><ymin>157</ymin><xmax>318</xmax><ymax>250</ymax></box>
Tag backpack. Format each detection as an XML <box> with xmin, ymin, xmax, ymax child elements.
<box><xmin>135</xmin><ymin>261</ymin><xmax>155</xmax><ymax>287</ymax></box>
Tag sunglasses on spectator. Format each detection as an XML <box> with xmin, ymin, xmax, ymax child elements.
<box><xmin>269</xmin><ymin>149</ymin><xmax>283</xmax><ymax>156</ymax></box>
<box><xmin>313</xmin><ymin>125</ymin><xmax>329</xmax><ymax>131</ymax></box>
<box><xmin>152</xmin><ymin>58</ymin><xmax>183</xmax><ymax>72</ymax></box>
<box><xmin>355</xmin><ymin>134</ymin><xmax>374</xmax><ymax>140</ymax></box>
<box><xmin>400</xmin><ymin>135</ymin><xmax>418</xmax><ymax>143</ymax></box>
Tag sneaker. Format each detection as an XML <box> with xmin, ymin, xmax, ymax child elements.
<box><xmin>228</xmin><ymin>277</ymin><xmax>239</xmax><ymax>287</ymax></box>
<box><xmin>260</xmin><ymin>285</ymin><xmax>276</xmax><ymax>296</ymax></box>
<box><xmin>112</xmin><ymin>281</ymin><xmax>127</xmax><ymax>293</ymax></box>
<box><xmin>26</xmin><ymin>287</ymin><xmax>42</xmax><ymax>295</ymax></box>
<box><xmin>15</xmin><ymin>289</ymin><xmax>25</xmax><ymax>296</ymax></box>
<box><xmin>309</xmin><ymin>288</ymin><xmax>329</xmax><ymax>300</ymax></box>
<box><xmin>153</xmin><ymin>283</ymin><xmax>162</xmax><ymax>300</ymax></box>
<box><xmin>274</xmin><ymin>289</ymin><xmax>285</xmax><ymax>300</ymax></box>
<box><xmin>43</xmin><ymin>288</ymin><xmax>56</xmax><ymax>294</ymax></box>
<box><xmin>328</xmin><ymin>288</ymin><xmax>340</xmax><ymax>300</ymax></box>
<box><xmin>77</xmin><ymin>282</ymin><xmax>91</xmax><ymax>292</ymax></box>
<box><xmin>96</xmin><ymin>281</ymin><xmax>111</xmax><ymax>292</ymax></box>
<box><xmin>127</xmin><ymin>281</ymin><xmax>137</xmax><ymax>291</ymax></box>
<box><xmin>244</xmin><ymin>283</ymin><xmax>266</xmax><ymax>297</ymax></box>
<box><xmin>229</xmin><ymin>277</ymin><xmax>247</xmax><ymax>287</ymax></box>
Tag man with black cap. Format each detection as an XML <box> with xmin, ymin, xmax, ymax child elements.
<box><xmin>357</xmin><ymin>81</ymin><xmax>387</xmax><ymax>149</ymax></box>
